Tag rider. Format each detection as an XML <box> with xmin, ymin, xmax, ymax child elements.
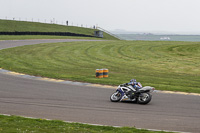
<box><xmin>120</xmin><ymin>79</ymin><xmax>143</xmax><ymax>99</ymax></box>
<box><xmin>127</xmin><ymin>79</ymin><xmax>143</xmax><ymax>93</ymax></box>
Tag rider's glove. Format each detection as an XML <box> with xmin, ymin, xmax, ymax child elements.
<box><xmin>124</xmin><ymin>83</ymin><xmax>128</xmax><ymax>86</ymax></box>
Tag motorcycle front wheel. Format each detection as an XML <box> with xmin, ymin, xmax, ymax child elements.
<box><xmin>137</xmin><ymin>92</ymin><xmax>152</xmax><ymax>104</ymax></box>
<box><xmin>110</xmin><ymin>91</ymin><xmax>122</xmax><ymax>102</ymax></box>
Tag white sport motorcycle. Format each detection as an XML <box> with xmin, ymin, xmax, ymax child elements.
<box><xmin>110</xmin><ymin>83</ymin><xmax>155</xmax><ymax>104</ymax></box>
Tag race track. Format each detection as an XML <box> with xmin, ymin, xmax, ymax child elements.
<box><xmin>0</xmin><ymin>40</ymin><xmax>200</xmax><ymax>133</ymax></box>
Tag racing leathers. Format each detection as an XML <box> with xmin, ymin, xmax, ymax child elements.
<box><xmin>128</xmin><ymin>81</ymin><xmax>143</xmax><ymax>91</ymax></box>
<box><xmin>126</xmin><ymin>81</ymin><xmax>143</xmax><ymax>98</ymax></box>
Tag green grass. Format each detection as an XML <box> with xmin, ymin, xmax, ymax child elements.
<box><xmin>0</xmin><ymin>40</ymin><xmax>199</xmax><ymax>93</ymax></box>
<box><xmin>0</xmin><ymin>115</ymin><xmax>171</xmax><ymax>133</ymax></box>
<box><xmin>0</xmin><ymin>20</ymin><xmax>118</xmax><ymax>40</ymax></box>
<box><xmin>0</xmin><ymin>35</ymin><xmax>102</xmax><ymax>40</ymax></box>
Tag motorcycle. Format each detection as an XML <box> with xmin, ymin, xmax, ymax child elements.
<box><xmin>110</xmin><ymin>83</ymin><xmax>155</xmax><ymax>104</ymax></box>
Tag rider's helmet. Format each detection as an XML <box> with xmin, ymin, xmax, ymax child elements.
<box><xmin>130</xmin><ymin>79</ymin><xmax>136</xmax><ymax>82</ymax></box>
<box><xmin>130</xmin><ymin>79</ymin><xmax>136</xmax><ymax>85</ymax></box>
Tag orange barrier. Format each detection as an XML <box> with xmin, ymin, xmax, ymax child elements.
<box><xmin>99</xmin><ymin>69</ymin><xmax>103</xmax><ymax>78</ymax></box>
<box><xmin>103</xmin><ymin>69</ymin><xmax>109</xmax><ymax>78</ymax></box>
<box><xmin>96</xmin><ymin>69</ymin><xmax>108</xmax><ymax>78</ymax></box>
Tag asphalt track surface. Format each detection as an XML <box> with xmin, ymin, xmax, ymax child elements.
<box><xmin>0</xmin><ymin>40</ymin><xmax>200</xmax><ymax>133</ymax></box>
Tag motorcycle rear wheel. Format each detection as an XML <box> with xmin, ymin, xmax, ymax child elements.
<box><xmin>137</xmin><ymin>92</ymin><xmax>152</xmax><ymax>104</ymax></box>
<box><xmin>110</xmin><ymin>91</ymin><xmax>122</xmax><ymax>102</ymax></box>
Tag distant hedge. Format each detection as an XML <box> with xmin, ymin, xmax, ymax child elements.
<box><xmin>0</xmin><ymin>31</ymin><xmax>95</xmax><ymax>37</ymax></box>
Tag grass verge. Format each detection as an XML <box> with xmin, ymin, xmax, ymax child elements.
<box><xmin>0</xmin><ymin>20</ymin><xmax>118</xmax><ymax>40</ymax></box>
<box><xmin>0</xmin><ymin>115</ymin><xmax>171</xmax><ymax>133</ymax></box>
<box><xmin>0</xmin><ymin>40</ymin><xmax>199</xmax><ymax>93</ymax></box>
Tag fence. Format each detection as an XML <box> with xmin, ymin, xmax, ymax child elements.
<box><xmin>0</xmin><ymin>17</ymin><xmax>97</xmax><ymax>29</ymax></box>
<box><xmin>97</xmin><ymin>27</ymin><xmax>123</xmax><ymax>40</ymax></box>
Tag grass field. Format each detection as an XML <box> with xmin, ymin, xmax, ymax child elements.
<box><xmin>0</xmin><ymin>40</ymin><xmax>199</xmax><ymax>93</ymax></box>
<box><xmin>0</xmin><ymin>20</ymin><xmax>118</xmax><ymax>40</ymax></box>
<box><xmin>0</xmin><ymin>115</ymin><xmax>171</xmax><ymax>133</ymax></box>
